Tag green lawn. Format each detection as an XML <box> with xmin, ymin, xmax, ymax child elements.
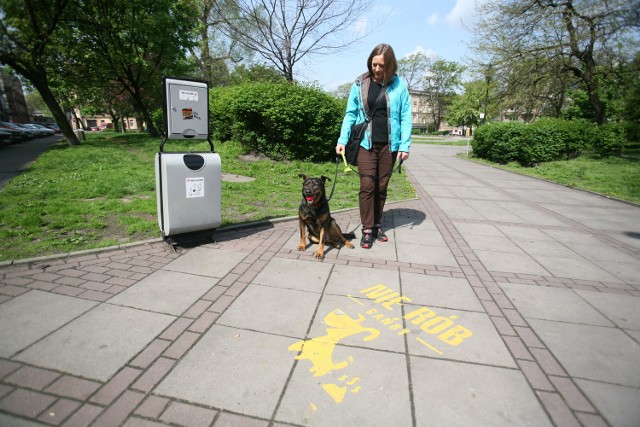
<box><xmin>0</xmin><ymin>133</ymin><xmax>416</xmax><ymax>261</ymax></box>
<box><xmin>462</xmin><ymin>144</ymin><xmax>640</xmax><ymax>205</ymax></box>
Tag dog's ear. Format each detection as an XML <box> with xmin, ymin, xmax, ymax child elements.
<box><xmin>321</xmin><ymin>175</ymin><xmax>331</xmax><ymax>183</ymax></box>
<box><xmin>298</xmin><ymin>174</ymin><xmax>307</xmax><ymax>180</ymax></box>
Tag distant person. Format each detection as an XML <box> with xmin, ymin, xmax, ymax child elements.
<box><xmin>335</xmin><ymin>43</ymin><xmax>412</xmax><ymax>249</ymax></box>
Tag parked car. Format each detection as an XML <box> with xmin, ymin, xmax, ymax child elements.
<box><xmin>14</xmin><ymin>123</ymin><xmax>43</xmax><ymax>138</ymax></box>
<box><xmin>0</xmin><ymin>129</ymin><xmax>13</xmax><ymax>147</ymax></box>
<box><xmin>98</xmin><ymin>123</ymin><xmax>112</xmax><ymax>131</ymax></box>
<box><xmin>0</xmin><ymin>121</ymin><xmax>30</xmax><ymax>142</ymax></box>
<box><xmin>42</xmin><ymin>123</ymin><xmax>61</xmax><ymax>133</ymax></box>
<box><xmin>26</xmin><ymin>123</ymin><xmax>56</xmax><ymax>136</ymax></box>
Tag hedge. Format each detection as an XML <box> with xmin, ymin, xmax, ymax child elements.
<box><xmin>209</xmin><ymin>82</ymin><xmax>345</xmax><ymax>162</ymax></box>
<box><xmin>471</xmin><ymin>118</ymin><xmax>624</xmax><ymax>166</ymax></box>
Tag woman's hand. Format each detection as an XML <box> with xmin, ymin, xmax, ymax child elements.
<box><xmin>336</xmin><ymin>145</ymin><xmax>345</xmax><ymax>155</ymax></box>
<box><xmin>397</xmin><ymin>151</ymin><xmax>409</xmax><ymax>161</ymax></box>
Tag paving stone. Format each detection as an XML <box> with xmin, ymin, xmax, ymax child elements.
<box><xmin>410</xmin><ymin>357</ymin><xmax>552</xmax><ymax>427</ymax></box>
<box><xmin>160</xmin><ymin>401</ymin><xmax>217</xmax><ymax>427</ymax></box>
<box><xmin>134</xmin><ymin>395</ymin><xmax>169</xmax><ymax>418</ymax></box>
<box><xmin>217</xmin><ymin>284</ymin><xmax>320</xmax><ymax>338</ymax></box>
<box><xmin>251</xmin><ymin>257</ymin><xmax>332</xmax><ymax>293</ymax></box>
<box><xmin>37</xmin><ymin>398</ymin><xmax>82</xmax><ymax>425</ymax></box>
<box><xmin>529</xmin><ymin>319</ymin><xmax>640</xmax><ymax>387</ymax></box>
<box><xmin>15</xmin><ymin>305</ymin><xmax>173</xmax><ymax>381</ymax></box>
<box><xmin>162</xmin><ymin>247</ymin><xmax>247</xmax><ymax>279</ymax></box>
<box><xmin>576</xmin><ymin>379</ymin><xmax>640</xmax><ymax>427</ymax></box>
<box><xmin>45</xmin><ymin>375</ymin><xmax>101</xmax><ymax>401</ymax></box>
<box><xmin>0</xmin><ymin>290</ymin><xmax>97</xmax><ymax>358</ymax></box>
<box><xmin>108</xmin><ymin>270</ymin><xmax>217</xmax><ymax>316</ymax></box>
<box><xmin>155</xmin><ymin>325</ymin><xmax>297</xmax><ymax>419</ymax></box>
<box><xmin>92</xmin><ymin>390</ymin><xmax>145</xmax><ymax>427</ymax></box>
<box><xmin>276</xmin><ymin>347</ymin><xmax>411</xmax><ymax>427</ymax></box>
<box><xmin>4</xmin><ymin>366</ymin><xmax>60</xmax><ymax>390</ymax></box>
<box><xmin>0</xmin><ymin>388</ymin><xmax>56</xmax><ymax>418</ymax></box>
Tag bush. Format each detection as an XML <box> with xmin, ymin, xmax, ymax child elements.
<box><xmin>472</xmin><ymin>119</ymin><xmax>595</xmax><ymax>166</ymax></box>
<box><xmin>593</xmin><ymin>123</ymin><xmax>626</xmax><ymax>157</ymax></box>
<box><xmin>209</xmin><ymin>82</ymin><xmax>344</xmax><ymax>162</ymax></box>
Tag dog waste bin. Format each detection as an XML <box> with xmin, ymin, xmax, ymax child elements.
<box><xmin>155</xmin><ymin>76</ymin><xmax>221</xmax><ymax>237</ymax></box>
<box><xmin>155</xmin><ymin>150</ymin><xmax>221</xmax><ymax>236</ymax></box>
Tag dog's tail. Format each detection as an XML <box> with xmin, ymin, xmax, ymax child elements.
<box><xmin>343</xmin><ymin>232</ymin><xmax>356</xmax><ymax>239</ymax></box>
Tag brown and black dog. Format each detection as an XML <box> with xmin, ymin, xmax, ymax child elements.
<box><xmin>298</xmin><ymin>174</ymin><xmax>355</xmax><ymax>259</ymax></box>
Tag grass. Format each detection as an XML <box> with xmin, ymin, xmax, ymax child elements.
<box><xmin>461</xmin><ymin>144</ymin><xmax>640</xmax><ymax>205</ymax></box>
<box><xmin>0</xmin><ymin>132</ymin><xmax>416</xmax><ymax>261</ymax></box>
<box><xmin>412</xmin><ymin>134</ymin><xmax>470</xmax><ymax>146</ymax></box>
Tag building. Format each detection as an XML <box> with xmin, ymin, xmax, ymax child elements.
<box><xmin>0</xmin><ymin>68</ymin><xmax>29</xmax><ymax>123</ymax></box>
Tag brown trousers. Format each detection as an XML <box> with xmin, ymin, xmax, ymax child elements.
<box><xmin>357</xmin><ymin>144</ymin><xmax>396</xmax><ymax>230</ymax></box>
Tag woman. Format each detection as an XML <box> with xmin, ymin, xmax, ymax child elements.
<box><xmin>336</xmin><ymin>43</ymin><xmax>412</xmax><ymax>249</ymax></box>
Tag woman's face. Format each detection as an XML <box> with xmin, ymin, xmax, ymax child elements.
<box><xmin>371</xmin><ymin>54</ymin><xmax>385</xmax><ymax>83</ymax></box>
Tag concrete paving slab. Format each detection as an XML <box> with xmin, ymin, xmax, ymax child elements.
<box><xmin>463</xmin><ymin>235</ymin><xmax>524</xmax><ymax>253</ymax></box>
<box><xmin>574</xmin><ymin>290</ymin><xmax>640</xmax><ymax>330</ymax></box>
<box><xmin>303</xmin><ymin>293</ymin><xmax>406</xmax><ymax>353</ymax></box>
<box><xmin>276</xmin><ymin>346</ymin><xmax>412</xmax><ymax>427</ymax></box>
<box><xmin>500</xmin><ymin>283</ymin><xmax>614</xmax><ymax>326</ymax></box>
<box><xmin>155</xmin><ymin>325</ymin><xmax>297</xmax><ymax>419</ymax></box>
<box><xmin>252</xmin><ymin>257</ymin><xmax>332</xmax><ymax>294</ymax></box>
<box><xmin>563</xmin><ymin>242</ymin><xmax>638</xmax><ymax>263</ymax></box>
<box><xmin>162</xmin><ymin>247</ymin><xmax>247</xmax><ymax>278</ymax></box>
<box><xmin>108</xmin><ymin>270</ymin><xmax>219</xmax><ymax>316</ymax></box>
<box><xmin>497</xmin><ymin>202</ymin><xmax>568</xmax><ymax>227</ymax></box>
<box><xmin>532</xmin><ymin>255</ymin><xmax>622</xmax><ymax>283</ymax></box>
<box><xmin>453</xmin><ymin>222</ymin><xmax>505</xmax><ymax>237</ymax></box>
<box><xmin>605</xmin><ymin>231</ymin><xmax>640</xmax><ymax>250</ymax></box>
<box><xmin>394</xmin><ymin>221</ymin><xmax>447</xmax><ymax>246</ymax></box>
<box><xmin>510</xmin><ymin>238</ymin><xmax>582</xmax><ymax>258</ymax></box>
<box><xmin>433</xmin><ymin>198</ymin><xmax>486</xmax><ymax>221</ymax></box>
<box><xmin>410</xmin><ymin>357</ymin><xmax>552</xmax><ymax>427</ymax></box>
<box><xmin>467</xmin><ymin>200</ymin><xmax>526</xmax><ymax>223</ymax></box>
<box><xmin>528</xmin><ymin>319</ymin><xmax>640</xmax><ymax>387</ymax></box>
<box><xmin>405</xmin><ymin>308</ymin><xmax>516</xmax><ymax>368</ymax></box>
<box><xmin>324</xmin><ymin>264</ymin><xmax>400</xmax><ymax>297</ymax></box>
<box><xmin>217</xmin><ymin>284</ymin><xmax>320</xmax><ymax>338</ymax></box>
<box><xmin>400</xmin><ymin>272</ymin><xmax>484</xmax><ymax>312</ymax></box>
<box><xmin>0</xmin><ymin>413</ymin><xmax>47</xmax><ymax>427</ymax></box>
<box><xmin>541</xmin><ymin>228</ymin><xmax>603</xmax><ymax>244</ymax></box>
<box><xmin>576</xmin><ymin>379</ymin><xmax>640</xmax><ymax>427</ymax></box>
<box><xmin>0</xmin><ymin>290</ymin><xmax>97</xmax><ymax>358</ymax></box>
<box><xmin>15</xmin><ymin>304</ymin><xmax>174</xmax><ymax>381</ymax></box>
<box><xmin>474</xmin><ymin>250</ymin><xmax>549</xmax><ymax>276</ymax></box>
<box><xmin>497</xmin><ymin>225</ymin><xmax>557</xmax><ymax>241</ymax></box>
<box><xmin>396</xmin><ymin>242</ymin><xmax>458</xmax><ymax>267</ymax></box>
<box><xmin>596</xmin><ymin>260</ymin><xmax>640</xmax><ymax>286</ymax></box>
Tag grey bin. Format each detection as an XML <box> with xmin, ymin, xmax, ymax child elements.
<box><xmin>155</xmin><ymin>152</ymin><xmax>221</xmax><ymax>236</ymax></box>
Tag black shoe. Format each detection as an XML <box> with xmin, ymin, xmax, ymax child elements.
<box><xmin>360</xmin><ymin>229</ymin><xmax>374</xmax><ymax>249</ymax></box>
<box><xmin>374</xmin><ymin>225</ymin><xmax>388</xmax><ymax>242</ymax></box>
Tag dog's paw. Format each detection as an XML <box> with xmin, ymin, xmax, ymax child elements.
<box><xmin>344</xmin><ymin>242</ymin><xmax>355</xmax><ymax>249</ymax></box>
<box><xmin>315</xmin><ymin>252</ymin><xmax>325</xmax><ymax>260</ymax></box>
<box><xmin>297</xmin><ymin>245</ymin><xmax>306</xmax><ymax>251</ymax></box>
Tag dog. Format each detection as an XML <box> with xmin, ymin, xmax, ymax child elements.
<box><xmin>298</xmin><ymin>174</ymin><xmax>355</xmax><ymax>259</ymax></box>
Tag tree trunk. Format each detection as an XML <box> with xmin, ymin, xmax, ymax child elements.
<box><xmin>28</xmin><ymin>68</ymin><xmax>80</xmax><ymax>146</ymax></box>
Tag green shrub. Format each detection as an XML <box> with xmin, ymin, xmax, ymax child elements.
<box><xmin>593</xmin><ymin>123</ymin><xmax>626</xmax><ymax>157</ymax></box>
<box><xmin>472</xmin><ymin>119</ymin><xmax>595</xmax><ymax>166</ymax></box>
<box><xmin>209</xmin><ymin>82</ymin><xmax>344</xmax><ymax>161</ymax></box>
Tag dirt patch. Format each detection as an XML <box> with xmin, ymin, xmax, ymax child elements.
<box><xmin>222</xmin><ymin>173</ymin><xmax>255</xmax><ymax>183</ymax></box>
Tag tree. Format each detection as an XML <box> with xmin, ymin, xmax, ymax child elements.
<box><xmin>190</xmin><ymin>0</ymin><xmax>250</xmax><ymax>85</ymax></box>
<box><xmin>398</xmin><ymin>51</ymin><xmax>430</xmax><ymax>91</ymax></box>
<box><xmin>472</xmin><ymin>0</ymin><xmax>640</xmax><ymax>125</ymax></box>
<box><xmin>446</xmin><ymin>80</ymin><xmax>484</xmax><ymax>132</ymax></box>
<box><xmin>73</xmin><ymin>0</ymin><xmax>197</xmax><ymax>137</ymax></box>
<box><xmin>213</xmin><ymin>0</ymin><xmax>373</xmax><ymax>81</ymax></box>
<box><xmin>423</xmin><ymin>59</ymin><xmax>464</xmax><ymax>131</ymax></box>
<box><xmin>0</xmin><ymin>0</ymin><xmax>82</xmax><ymax>145</ymax></box>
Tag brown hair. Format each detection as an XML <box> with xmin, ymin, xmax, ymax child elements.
<box><xmin>367</xmin><ymin>43</ymin><xmax>398</xmax><ymax>84</ymax></box>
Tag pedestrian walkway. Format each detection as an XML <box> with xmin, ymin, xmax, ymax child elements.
<box><xmin>1</xmin><ymin>144</ymin><xmax>639</xmax><ymax>427</ymax></box>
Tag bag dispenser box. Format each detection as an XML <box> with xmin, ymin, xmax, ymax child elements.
<box><xmin>156</xmin><ymin>76</ymin><xmax>221</xmax><ymax>237</ymax></box>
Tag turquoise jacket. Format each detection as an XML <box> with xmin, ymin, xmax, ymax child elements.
<box><xmin>337</xmin><ymin>72</ymin><xmax>412</xmax><ymax>153</ymax></box>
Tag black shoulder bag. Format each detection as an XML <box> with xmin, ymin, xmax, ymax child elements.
<box><xmin>344</xmin><ymin>85</ymin><xmax>387</xmax><ymax>166</ymax></box>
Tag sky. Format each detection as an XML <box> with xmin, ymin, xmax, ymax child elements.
<box><xmin>295</xmin><ymin>0</ymin><xmax>478</xmax><ymax>92</ymax></box>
